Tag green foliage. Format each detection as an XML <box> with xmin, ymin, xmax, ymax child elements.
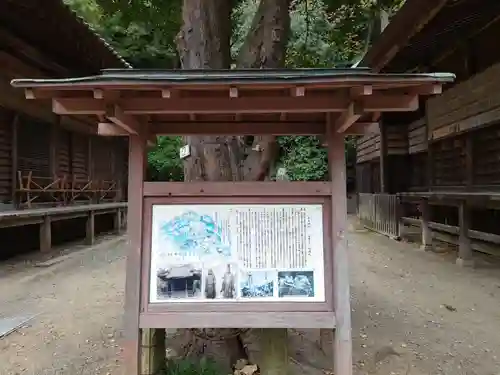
<box><xmin>67</xmin><ymin>0</ymin><xmax>403</xmax><ymax>182</ymax></box>
<box><xmin>147</xmin><ymin>136</ymin><xmax>184</xmax><ymax>181</ymax></box>
<box><xmin>277</xmin><ymin>136</ymin><xmax>328</xmax><ymax>181</ymax></box>
<box><xmin>161</xmin><ymin>358</ymin><xmax>221</xmax><ymax>375</ymax></box>
<box><xmin>65</xmin><ymin>0</ymin><xmax>178</xmax><ymax>68</ymax></box>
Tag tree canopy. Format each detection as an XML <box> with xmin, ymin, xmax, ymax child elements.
<box><xmin>65</xmin><ymin>0</ymin><xmax>403</xmax><ymax>183</ymax></box>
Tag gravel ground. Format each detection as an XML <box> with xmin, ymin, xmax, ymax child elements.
<box><xmin>1</xmin><ymin>219</ymin><xmax>500</xmax><ymax>375</ymax></box>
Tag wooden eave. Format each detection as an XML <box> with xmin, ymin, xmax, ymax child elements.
<box><xmin>362</xmin><ymin>0</ymin><xmax>500</xmax><ymax>73</ymax></box>
<box><xmin>11</xmin><ymin>69</ymin><xmax>454</xmax><ymax>137</ymax></box>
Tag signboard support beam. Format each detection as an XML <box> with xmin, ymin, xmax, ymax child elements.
<box><xmin>260</xmin><ymin>328</ymin><xmax>289</xmax><ymax>375</ymax></box>
<box><xmin>124</xmin><ymin>130</ymin><xmax>148</xmax><ymax>375</ymax></box>
<box><xmin>327</xmin><ymin>115</ymin><xmax>353</xmax><ymax>375</ymax></box>
<box><xmin>140</xmin><ymin>328</ymin><xmax>166</xmax><ymax>375</ymax></box>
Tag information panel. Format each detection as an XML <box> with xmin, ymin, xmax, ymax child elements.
<box><xmin>150</xmin><ymin>204</ymin><xmax>325</xmax><ymax>303</ymax></box>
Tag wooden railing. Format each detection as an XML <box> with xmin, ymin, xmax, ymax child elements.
<box><xmin>357</xmin><ymin>193</ymin><xmax>400</xmax><ymax>239</ymax></box>
<box><xmin>16</xmin><ymin>171</ymin><xmax>121</xmax><ymax>208</ymax></box>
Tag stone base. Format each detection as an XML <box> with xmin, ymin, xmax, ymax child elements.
<box><xmin>456</xmin><ymin>257</ymin><xmax>474</xmax><ymax>268</ymax></box>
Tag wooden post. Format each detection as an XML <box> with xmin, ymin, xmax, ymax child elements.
<box><xmin>124</xmin><ymin>133</ymin><xmax>148</xmax><ymax>375</ymax></box>
<box><xmin>88</xmin><ymin>135</ymin><xmax>93</xmax><ymax>180</ymax></box>
<box><xmin>40</xmin><ymin>216</ymin><xmax>51</xmax><ymax>252</ymax></box>
<box><xmin>465</xmin><ymin>135</ymin><xmax>473</xmax><ymax>188</ymax></box>
<box><xmin>85</xmin><ymin>211</ymin><xmax>95</xmax><ymax>246</ymax></box>
<box><xmin>11</xmin><ymin>114</ymin><xmax>19</xmax><ymax>208</ymax></box>
<box><xmin>420</xmin><ymin>199</ymin><xmax>433</xmax><ymax>251</ymax></box>
<box><xmin>425</xmin><ymin>122</ymin><xmax>433</xmax><ymax>191</ymax></box>
<box><xmin>456</xmin><ymin>201</ymin><xmax>474</xmax><ymax>267</ymax></box>
<box><xmin>49</xmin><ymin>116</ymin><xmax>59</xmax><ymax>177</ymax></box>
<box><xmin>260</xmin><ymin>329</ymin><xmax>288</xmax><ymax>375</ymax></box>
<box><xmin>327</xmin><ymin>118</ymin><xmax>352</xmax><ymax>375</ymax></box>
<box><xmin>123</xmin><ymin>209</ymin><xmax>128</xmax><ymax>230</ymax></box>
<box><xmin>114</xmin><ymin>208</ymin><xmax>122</xmax><ymax>233</ymax></box>
<box><xmin>140</xmin><ymin>328</ymin><xmax>166</xmax><ymax>375</ymax></box>
<box><xmin>379</xmin><ymin>122</ymin><xmax>388</xmax><ymax>193</ymax></box>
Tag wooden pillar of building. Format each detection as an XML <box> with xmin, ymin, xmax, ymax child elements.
<box><xmin>420</xmin><ymin>199</ymin><xmax>433</xmax><ymax>251</ymax></box>
<box><xmin>11</xmin><ymin>115</ymin><xmax>19</xmax><ymax>208</ymax></box>
<box><xmin>465</xmin><ymin>135</ymin><xmax>473</xmax><ymax>188</ymax></box>
<box><xmin>425</xmin><ymin>115</ymin><xmax>433</xmax><ymax>190</ymax></box>
<box><xmin>379</xmin><ymin>122</ymin><xmax>388</xmax><ymax>193</ymax></box>
<box><xmin>85</xmin><ymin>211</ymin><xmax>95</xmax><ymax>246</ymax></box>
<box><xmin>49</xmin><ymin>116</ymin><xmax>59</xmax><ymax>177</ymax></box>
<box><xmin>40</xmin><ymin>216</ymin><xmax>51</xmax><ymax>252</ymax></box>
<box><xmin>114</xmin><ymin>208</ymin><xmax>122</xmax><ymax>233</ymax></box>
<box><xmin>456</xmin><ymin>201</ymin><xmax>474</xmax><ymax>267</ymax></box>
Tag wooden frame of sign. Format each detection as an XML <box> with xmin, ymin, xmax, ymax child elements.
<box><xmin>12</xmin><ymin>68</ymin><xmax>453</xmax><ymax>375</ymax></box>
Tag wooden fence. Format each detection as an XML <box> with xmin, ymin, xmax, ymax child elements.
<box><xmin>357</xmin><ymin>193</ymin><xmax>400</xmax><ymax>239</ymax></box>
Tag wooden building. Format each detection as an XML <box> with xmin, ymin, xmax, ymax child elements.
<box><xmin>356</xmin><ymin>0</ymin><xmax>500</xmax><ymax>264</ymax></box>
<box><xmin>0</xmin><ymin>0</ymin><xmax>129</xmax><ymax>253</ymax></box>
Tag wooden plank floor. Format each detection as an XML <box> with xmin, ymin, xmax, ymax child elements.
<box><xmin>0</xmin><ymin>202</ymin><xmax>127</xmax><ymax>221</ymax></box>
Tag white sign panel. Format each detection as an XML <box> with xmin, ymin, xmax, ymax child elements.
<box><xmin>150</xmin><ymin>204</ymin><xmax>325</xmax><ymax>303</ymax></box>
<box><xmin>179</xmin><ymin>145</ymin><xmax>191</xmax><ymax>159</ymax></box>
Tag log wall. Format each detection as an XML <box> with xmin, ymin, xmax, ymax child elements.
<box><xmin>0</xmin><ymin>107</ymin><xmax>13</xmax><ymax>203</ymax></box>
<box><xmin>356</xmin><ymin>132</ymin><xmax>380</xmax><ymax>164</ymax></box>
<box><xmin>427</xmin><ymin>62</ymin><xmax>500</xmax><ymax>141</ymax></box>
<box><xmin>472</xmin><ymin>124</ymin><xmax>500</xmax><ymax>186</ymax></box>
<box><xmin>385</xmin><ymin>124</ymin><xmax>408</xmax><ymax>156</ymax></box>
<box><xmin>408</xmin><ymin>118</ymin><xmax>427</xmax><ymax>155</ymax></box>
<box><xmin>0</xmin><ymin>106</ymin><xmax>128</xmax><ymax>209</ymax></box>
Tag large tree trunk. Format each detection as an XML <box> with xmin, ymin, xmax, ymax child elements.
<box><xmin>174</xmin><ymin>0</ymin><xmax>291</xmax><ymax>369</ymax></box>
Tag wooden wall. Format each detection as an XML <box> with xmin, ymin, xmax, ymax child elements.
<box><xmin>427</xmin><ymin>62</ymin><xmax>500</xmax><ymax>141</ymax></box>
<box><xmin>356</xmin><ymin>132</ymin><xmax>380</xmax><ymax>164</ymax></box>
<box><xmin>472</xmin><ymin>125</ymin><xmax>500</xmax><ymax>186</ymax></box>
<box><xmin>0</xmin><ymin>105</ymin><xmax>128</xmax><ymax>208</ymax></box>
<box><xmin>385</xmin><ymin>124</ymin><xmax>408</xmax><ymax>156</ymax></box>
<box><xmin>72</xmin><ymin>132</ymin><xmax>90</xmax><ymax>180</ymax></box>
<box><xmin>57</xmin><ymin>128</ymin><xmax>71</xmax><ymax>176</ymax></box>
<box><xmin>0</xmin><ymin>107</ymin><xmax>13</xmax><ymax>203</ymax></box>
<box><xmin>408</xmin><ymin>118</ymin><xmax>427</xmax><ymax>155</ymax></box>
<box><xmin>17</xmin><ymin>116</ymin><xmax>51</xmax><ymax>177</ymax></box>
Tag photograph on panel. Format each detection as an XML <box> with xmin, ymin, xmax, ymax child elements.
<box><xmin>239</xmin><ymin>270</ymin><xmax>276</xmax><ymax>299</ymax></box>
<box><xmin>277</xmin><ymin>270</ymin><xmax>315</xmax><ymax>298</ymax></box>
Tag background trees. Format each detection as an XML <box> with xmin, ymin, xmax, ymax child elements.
<box><xmin>65</xmin><ymin>0</ymin><xmax>403</xmax><ymax>184</ymax></box>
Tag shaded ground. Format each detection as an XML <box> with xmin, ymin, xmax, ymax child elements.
<box><xmin>0</xmin><ymin>218</ymin><xmax>500</xmax><ymax>374</ymax></box>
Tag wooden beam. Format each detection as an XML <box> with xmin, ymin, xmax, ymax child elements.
<box><xmin>229</xmin><ymin>87</ymin><xmax>238</xmax><ymax>98</ymax></box>
<box><xmin>345</xmin><ymin>122</ymin><xmax>379</xmax><ymax>135</ymax></box>
<box><xmin>318</xmin><ymin>122</ymin><xmax>379</xmax><ymax>145</ymax></box>
<box><xmin>94</xmin><ymin>89</ymin><xmax>104</xmax><ymax>99</ymax></box>
<box><xmin>334</xmin><ymin>102</ymin><xmax>363</xmax><ymax>133</ymax></box>
<box><xmin>0</xmin><ymin>76</ymin><xmax>91</xmax><ymax>133</ymax></box>
<box><xmin>98</xmin><ymin>122</ymin><xmax>128</xmax><ymax>136</ymax></box>
<box><xmin>350</xmin><ymin>85</ymin><xmax>372</xmax><ymax>96</ymax></box>
<box><xmin>0</xmin><ymin>27</ymin><xmax>70</xmax><ymax>76</ymax></box>
<box><xmin>406</xmin><ymin>83</ymin><xmax>442</xmax><ymax>95</ymax></box>
<box><xmin>105</xmin><ymin>105</ymin><xmax>140</xmax><ymax>135</ymax></box>
<box><xmin>99</xmin><ymin>122</ymin><xmax>156</xmax><ymax>147</ymax></box>
<box><xmin>150</xmin><ymin>121</ymin><xmax>326</xmax><ymax>135</ymax></box>
<box><xmin>291</xmin><ymin>86</ymin><xmax>306</xmax><ymax>97</ymax></box>
<box><xmin>52</xmin><ymin>94</ymin><xmax>421</xmax><ymax>115</ymax></box>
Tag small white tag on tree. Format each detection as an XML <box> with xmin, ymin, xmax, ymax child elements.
<box><xmin>179</xmin><ymin>145</ymin><xmax>191</xmax><ymax>159</ymax></box>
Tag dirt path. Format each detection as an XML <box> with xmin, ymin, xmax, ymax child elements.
<box><xmin>0</xmin><ymin>235</ymin><xmax>127</xmax><ymax>375</ymax></box>
<box><xmin>1</xmin><ymin>220</ymin><xmax>500</xmax><ymax>375</ymax></box>
<box><xmin>349</xmin><ymin>225</ymin><xmax>500</xmax><ymax>375</ymax></box>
